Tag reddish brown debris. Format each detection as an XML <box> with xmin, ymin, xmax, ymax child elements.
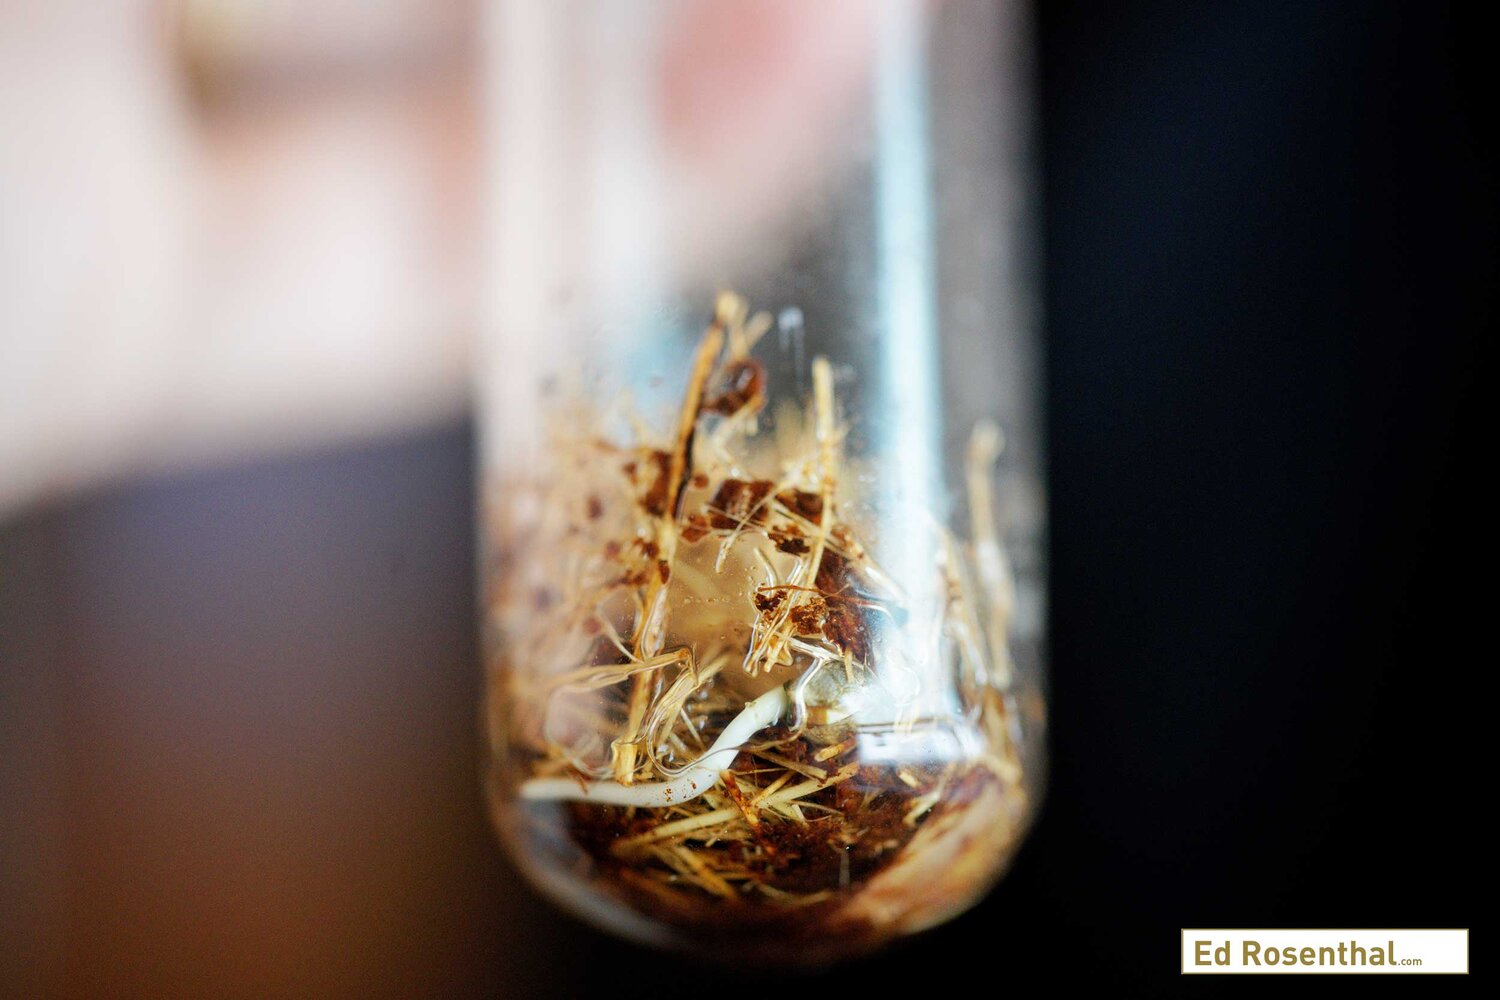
<box><xmin>814</xmin><ymin>548</ymin><xmax>855</xmax><ymax>597</ymax></box>
<box><xmin>753</xmin><ymin>589</ymin><xmax>786</xmax><ymax>615</ymax></box>
<box><xmin>787</xmin><ymin>600</ymin><xmax>827</xmax><ymax>636</ymax></box>
<box><xmin>680</xmin><ymin>513</ymin><xmax>711</xmax><ymax>543</ymax></box>
<box><xmin>776</xmin><ymin>488</ymin><xmax>824</xmax><ymax>523</ymax></box>
<box><xmin>639</xmin><ymin>449</ymin><xmax>674</xmax><ymax>518</ymax></box>
<box><xmin>703</xmin><ymin>358</ymin><xmax>767</xmax><ymax>416</ymax></box>
<box><xmin>769</xmin><ymin>521</ymin><xmax>810</xmax><ymax>554</ymax></box>
<box><xmin>706</xmin><ymin>478</ymin><xmax>775</xmax><ymax>530</ymax></box>
<box><xmin>821</xmin><ymin>600</ymin><xmax>871</xmax><ymax>664</ymax></box>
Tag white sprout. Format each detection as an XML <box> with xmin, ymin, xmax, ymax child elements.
<box><xmin>519</xmin><ymin>685</ymin><xmax>789</xmax><ymax>807</ymax></box>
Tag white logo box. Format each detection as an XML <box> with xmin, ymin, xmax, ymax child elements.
<box><xmin>1181</xmin><ymin>929</ymin><xmax>1468</xmax><ymax>974</ymax></box>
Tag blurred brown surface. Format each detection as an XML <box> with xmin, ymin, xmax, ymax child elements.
<box><xmin>0</xmin><ymin>425</ymin><xmax>579</xmax><ymax>998</ymax></box>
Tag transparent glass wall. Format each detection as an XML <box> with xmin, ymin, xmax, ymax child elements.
<box><xmin>479</xmin><ymin>0</ymin><xmax>1044</xmax><ymax>963</ymax></box>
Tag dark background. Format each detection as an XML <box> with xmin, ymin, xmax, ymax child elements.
<box><xmin>1</xmin><ymin>1</ymin><xmax>1487</xmax><ymax>995</ymax></box>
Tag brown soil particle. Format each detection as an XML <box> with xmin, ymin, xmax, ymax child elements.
<box><xmin>706</xmin><ymin>478</ymin><xmax>775</xmax><ymax>529</ymax></box>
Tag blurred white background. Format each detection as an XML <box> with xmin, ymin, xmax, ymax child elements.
<box><xmin>1</xmin><ymin>0</ymin><xmax>479</xmax><ymax>514</ymax></box>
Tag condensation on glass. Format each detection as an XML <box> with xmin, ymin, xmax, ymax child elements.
<box><xmin>479</xmin><ymin>0</ymin><xmax>1045</xmax><ymax>963</ymax></box>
